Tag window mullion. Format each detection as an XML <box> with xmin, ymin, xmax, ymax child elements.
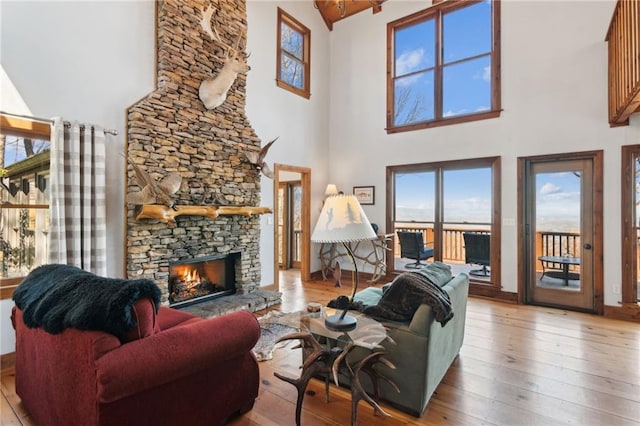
<box><xmin>434</xmin><ymin>11</ymin><xmax>443</xmax><ymax>120</ymax></box>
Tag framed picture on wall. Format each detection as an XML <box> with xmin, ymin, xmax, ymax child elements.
<box><xmin>353</xmin><ymin>186</ymin><xmax>375</xmax><ymax>205</ymax></box>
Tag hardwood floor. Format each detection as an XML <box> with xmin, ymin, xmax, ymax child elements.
<box><xmin>2</xmin><ymin>270</ymin><xmax>639</xmax><ymax>425</ymax></box>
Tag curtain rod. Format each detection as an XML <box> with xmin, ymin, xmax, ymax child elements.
<box><xmin>1</xmin><ymin>110</ymin><xmax>118</xmax><ymax>136</ymax></box>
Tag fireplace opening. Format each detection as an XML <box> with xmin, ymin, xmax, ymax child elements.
<box><xmin>168</xmin><ymin>252</ymin><xmax>239</xmax><ymax>307</ymax></box>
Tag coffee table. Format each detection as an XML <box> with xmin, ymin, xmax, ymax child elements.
<box><xmin>272</xmin><ymin>309</ymin><xmax>396</xmax><ymax>426</ymax></box>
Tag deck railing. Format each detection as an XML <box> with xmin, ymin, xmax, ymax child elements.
<box><xmin>535</xmin><ymin>231</ymin><xmax>581</xmax><ymax>274</ymax></box>
<box><xmin>392</xmin><ymin>224</ymin><xmax>579</xmax><ymax>273</ymax></box>
<box><xmin>393</xmin><ymin>223</ymin><xmax>489</xmax><ymax>263</ymax></box>
<box><xmin>606</xmin><ymin>0</ymin><xmax>640</xmax><ymax>126</ymax></box>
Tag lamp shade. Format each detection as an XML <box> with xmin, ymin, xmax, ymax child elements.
<box><xmin>311</xmin><ymin>194</ymin><xmax>377</xmax><ymax>243</ymax></box>
<box><xmin>324</xmin><ymin>184</ymin><xmax>339</xmax><ymax>196</ymax></box>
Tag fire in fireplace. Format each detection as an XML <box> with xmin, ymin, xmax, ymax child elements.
<box><xmin>168</xmin><ymin>252</ymin><xmax>239</xmax><ymax>307</ymax></box>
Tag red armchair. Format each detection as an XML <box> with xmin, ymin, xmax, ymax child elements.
<box><xmin>11</xmin><ymin>300</ymin><xmax>260</xmax><ymax>426</ymax></box>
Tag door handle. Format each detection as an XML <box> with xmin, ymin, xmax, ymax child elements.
<box><xmin>583</xmin><ymin>243</ymin><xmax>592</xmax><ymax>250</ymax></box>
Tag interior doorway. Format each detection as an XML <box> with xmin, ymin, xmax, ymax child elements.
<box><xmin>519</xmin><ymin>152</ymin><xmax>603</xmax><ymax>314</ymax></box>
<box><xmin>277</xmin><ymin>178</ymin><xmax>302</xmax><ymax>270</ymax></box>
<box><xmin>273</xmin><ymin>164</ymin><xmax>311</xmax><ymax>291</ymax></box>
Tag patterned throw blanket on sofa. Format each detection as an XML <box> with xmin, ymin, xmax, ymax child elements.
<box><xmin>13</xmin><ymin>264</ymin><xmax>161</xmax><ymax>338</ymax></box>
<box><xmin>362</xmin><ymin>271</ymin><xmax>454</xmax><ymax>326</ymax></box>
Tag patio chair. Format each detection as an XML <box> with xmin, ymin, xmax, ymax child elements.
<box><xmin>463</xmin><ymin>232</ymin><xmax>490</xmax><ymax>277</ymax></box>
<box><xmin>397</xmin><ymin>231</ymin><xmax>434</xmax><ymax>269</ymax></box>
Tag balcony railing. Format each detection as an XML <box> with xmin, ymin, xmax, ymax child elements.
<box><xmin>393</xmin><ymin>223</ymin><xmax>490</xmax><ymax>263</ymax></box>
<box><xmin>535</xmin><ymin>231</ymin><xmax>581</xmax><ymax>274</ymax></box>
<box><xmin>392</xmin><ymin>224</ymin><xmax>579</xmax><ymax>274</ymax></box>
<box><xmin>606</xmin><ymin>0</ymin><xmax>640</xmax><ymax>126</ymax></box>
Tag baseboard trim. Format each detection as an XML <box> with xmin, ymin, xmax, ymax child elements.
<box><xmin>603</xmin><ymin>304</ymin><xmax>640</xmax><ymax>322</ymax></box>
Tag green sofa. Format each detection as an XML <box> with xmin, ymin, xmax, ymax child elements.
<box><xmin>348</xmin><ymin>272</ymin><xmax>469</xmax><ymax>416</ymax></box>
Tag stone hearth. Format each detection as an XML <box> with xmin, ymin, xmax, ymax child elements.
<box><xmin>178</xmin><ymin>290</ymin><xmax>282</xmax><ymax>318</ymax></box>
<box><xmin>124</xmin><ymin>0</ymin><xmax>280</xmax><ymax>311</ymax></box>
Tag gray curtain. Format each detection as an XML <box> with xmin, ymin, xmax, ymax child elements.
<box><xmin>49</xmin><ymin>118</ymin><xmax>107</xmax><ymax>275</ymax></box>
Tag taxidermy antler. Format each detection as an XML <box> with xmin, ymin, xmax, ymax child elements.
<box><xmin>126</xmin><ymin>158</ymin><xmax>182</xmax><ymax>211</ymax></box>
<box><xmin>245</xmin><ymin>137</ymin><xmax>277</xmax><ymax>178</ymax></box>
<box><xmin>198</xmin><ymin>4</ymin><xmax>250</xmax><ymax>110</ymax></box>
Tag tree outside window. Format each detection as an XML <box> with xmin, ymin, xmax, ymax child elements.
<box><xmin>0</xmin><ymin>116</ymin><xmax>51</xmax><ymax>289</ymax></box>
<box><xmin>277</xmin><ymin>8</ymin><xmax>310</xmax><ymax>99</ymax></box>
<box><xmin>388</xmin><ymin>0</ymin><xmax>501</xmax><ymax>133</ymax></box>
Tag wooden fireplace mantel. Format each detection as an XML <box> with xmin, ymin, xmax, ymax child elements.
<box><xmin>135</xmin><ymin>204</ymin><xmax>272</xmax><ymax>225</ymax></box>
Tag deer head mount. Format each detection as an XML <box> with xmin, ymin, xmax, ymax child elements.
<box><xmin>198</xmin><ymin>4</ymin><xmax>250</xmax><ymax>110</ymax></box>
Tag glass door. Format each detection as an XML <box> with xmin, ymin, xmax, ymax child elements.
<box><xmin>524</xmin><ymin>159</ymin><xmax>594</xmax><ymax>311</ymax></box>
<box><xmin>442</xmin><ymin>167</ymin><xmax>492</xmax><ymax>281</ymax></box>
<box><xmin>290</xmin><ymin>182</ymin><xmax>302</xmax><ymax>269</ymax></box>
<box><xmin>277</xmin><ymin>179</ymin><xmax>301</xmax><ymax>270</ymax></box>
<box><xmin>393</xmin><ymin>170</ymin><xmax>436</xmax><ymax>266</ymax></box>
<box><xmin>389</xmin><ymin>157</ymin><xmax>499</xmax><ymax>286</ymax></box>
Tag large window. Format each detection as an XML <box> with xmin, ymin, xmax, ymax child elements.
<box><xmin>276</xmin><ymin>8</ymin><xmax>311</xmax><ymax>99</ymax></box>
<box><xmin>387</xmin><ymin>0</ymin><xmax>501</xmax><ymax>133</ymax></box>
<box><xmin>621</xmin><ymin>145</ymin><xmax>640</xmax><ymax>306</ymax></box>
<box><xmin>0</xmin><ymin>114</ymin><xmax>51</xmax><ymax>298</ymax></box>
<box><xmin>388</xmin><ymin>157</ymin><xmax>501</xmax><ymax>292</ymax></box>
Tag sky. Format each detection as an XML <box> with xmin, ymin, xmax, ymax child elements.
<box><xmin>2</xmin><ymin>135</ymin><xmax>50</xmax><ymax>169</ymax></box>
<box><xmin>395</xmin><ymin>168</ymin><xmax>582</xmax><ymax>233</ymax></box>
<box><xmin>535</xmin><ymin>171</ymin><xmax>581</xmax><ymax>232</ymax></box>
<box><xmin>393</xmin><ymin>0</ymin><xmax>492</xmax><ymax>125</ymax></box>
<box><xmin>395</xmin><ymin>168</ymin><xmax>492</xmax><ymax>224</ymax></box>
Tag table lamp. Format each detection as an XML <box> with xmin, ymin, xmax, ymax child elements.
<box><xmin>311</xmin><ymin>193</ymin><xmax>377</xmax><ymax>331</ymax></box>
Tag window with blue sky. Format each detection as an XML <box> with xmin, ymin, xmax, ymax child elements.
<box><xmin>388</xmin><ymin>0</ymin><xmax>500</xmax><ymax>132</ymax></box>
<box><xmin>276</xmin><ymin>8</ymin><xmax>310</xmax><ymax>99</ymax></box>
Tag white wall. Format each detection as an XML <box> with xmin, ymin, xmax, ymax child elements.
<box><xmin>326</xmin><ymin>0</ymin><xmax>639</xmax><ymax>305</ymax></box>
<box><xmin>246</xmin><ymin>1</ymin><xmax>331</xmax><ymax>278</ymax></box>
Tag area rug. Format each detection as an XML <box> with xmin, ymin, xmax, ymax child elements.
<box><xmin>252</xmin><ymin>310</ymin><xmax>299</xmax><ymax>362</ymax></box>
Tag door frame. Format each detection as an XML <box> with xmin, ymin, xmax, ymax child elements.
<box><xmin>273</xmin><ymin>164</ymin><xmax>311</xmax><ymax>291</ymax></box>
<box><xmin>386</xmin><ymin>156</ymin><xmax>502</xmax><ymax>296</ymax></box>
<box><xmin>517</xmin><ymin>151</ymin><xmax>604</xmax><ymax>314</ymax></box>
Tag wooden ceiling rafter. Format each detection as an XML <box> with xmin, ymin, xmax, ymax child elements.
<box><xmin>314</xmin><ymin>0</ymin><xmax>386</xmax><ymax>31</ymax></box>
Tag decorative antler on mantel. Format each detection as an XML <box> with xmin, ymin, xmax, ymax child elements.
<box><xmin>198</xmin><ymin>3</ymin><xmax>250</xmax><ymax>109</ymax></box>
<box><xmin>135</xmin><ymin>204</ymin><xmax>271</xmax><ymax>225</ymax></box>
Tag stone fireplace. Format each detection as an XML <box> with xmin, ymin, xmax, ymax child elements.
<box><xmin>124</xmin><ymin>0</ymin><xmax>280</xmax><ymax>313</ymax></box>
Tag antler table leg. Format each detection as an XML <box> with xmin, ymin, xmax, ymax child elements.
<box><xmin>350</xmin><ymin>351</ymin><xmax>399</xmax><ymax>426</ymax></box>
<box><xmin>273</xmin><ymin>331</ymin><xmax>332</xmax><ymax>426</ymax></box>
<box><xmin>274</xmin><ymin>360</ymin><xmax>327</xmax><ymax>426</ymax></box>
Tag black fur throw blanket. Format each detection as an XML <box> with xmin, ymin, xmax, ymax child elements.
<box><xmin>13</xmin><ymin>264</ymin><xmax>161</xmax><ymax>338</ymax></box>
<box><xmin>363</xmin><ymin>271</ymin><xmax>454</xmax><ymax>326</ymax></box>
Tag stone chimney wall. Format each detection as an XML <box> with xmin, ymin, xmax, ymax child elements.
<box><xmin>125</xmin><ymin>0</ymin><xmax>263</xmax><ymax>304</ymax></box>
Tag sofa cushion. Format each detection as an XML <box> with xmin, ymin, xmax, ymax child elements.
<box><xmin>415</xmin><ymin>261</ymin><xmax>453</xmax><ymax>287</ymax></box>
<box><xmin>353</xmin><ymin>287</ymin><xmax>384</xmax><ymax>306</ymax></box>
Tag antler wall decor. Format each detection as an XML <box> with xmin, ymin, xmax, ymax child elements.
<box><xmin>198</xmin><ymin>4</ymin><xmax>250</xmax><ymax>109</ymax></box>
